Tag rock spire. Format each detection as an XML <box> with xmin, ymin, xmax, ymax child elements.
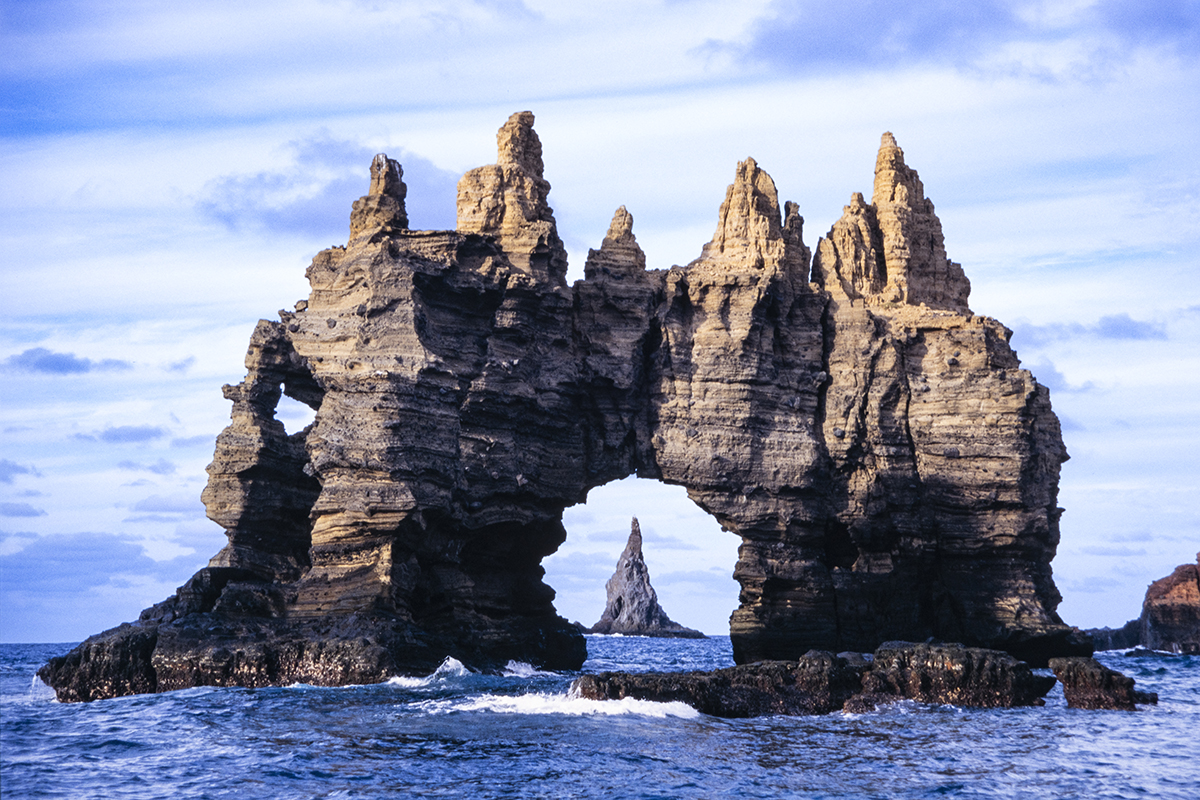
<box><xmin>349</xmin><ymin>154</ymin><xmax>408</xmax><ymax>239</ymax></box>
<box><xmin>814</xmin><ymin>132</ymin><xmax>970</xmax><ymax>312</ymax></box>
<box><xmin>456</xmin><ymin>110</ymin><xmax>568</xmax><ymax>284</ymax></box>
<box><xmin>587</xmin><ymin>518</ymin><xmax>706</xmax><ymax>639</ymax></box>
<box><xmin>583</xmin><ymin>206</ymin><xmax>646</xmax><ymax>280</ymax></box>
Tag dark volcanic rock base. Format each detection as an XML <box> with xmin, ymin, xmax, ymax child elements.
<box><xmin>573</xmin><ymin>642</ymin><xmax>1059</xmax><ymax>717</ymax></box>
<box><xmin>1049</xmin><ymin>657</ymin><xmax>1158</xmax><ymax>710</ymax></box>
<box><xmin>574</xmin><ymin>651</ymin><xmax>865</xmax><ymax>717</ymax></box>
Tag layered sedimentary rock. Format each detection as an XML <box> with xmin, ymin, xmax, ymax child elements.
<box><xmin>574</xmin><ymin>642</ymin><xmax>1058</xmax><ymax>717</ymax></box>
<box><xmin>42</xmin><ymin>113</ymin><xmax>1088</xmax><ymax>701</ymax></box>
<box><xmin>587</xmin><ymin>518</ymin><xmax>705</xmax><ymax>638</ymax></box>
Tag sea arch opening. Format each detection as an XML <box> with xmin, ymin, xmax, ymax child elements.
<box><xmin>542</xmin><ymin>475</ymin><xmax>741</xmax><ymax>636</ymax></box>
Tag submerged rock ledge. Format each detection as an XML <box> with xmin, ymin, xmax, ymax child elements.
<box><xmin>42</xmin><ymin>112</ymin><xmax>1090</xmax><ymax>702</ymax></box>
<box><xmin>574</xmin><ymin>643</ymin><xmax>1156</xmax><ymax>718</ymax></box>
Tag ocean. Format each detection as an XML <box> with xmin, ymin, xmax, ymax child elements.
<box><xmin>1</xmin><ymin>637</ymin><xmax>1197</xmax><ymax>799</ymax></box>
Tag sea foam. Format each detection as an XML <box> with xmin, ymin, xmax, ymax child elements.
<box><xmin>413</xmin><ymin>691</ymin><xmax>700</xmax><ymax>718</ymax></box>
<box><xmin>385</xmin><ymin>656</ymin><xmax>471</xmax><ymax>688</ymax></box>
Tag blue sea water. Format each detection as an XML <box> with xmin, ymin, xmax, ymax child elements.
<box><xmin>1</xmin><ymin>637</ymin><xmax>1197</xmax><ymax>799</ymax></box>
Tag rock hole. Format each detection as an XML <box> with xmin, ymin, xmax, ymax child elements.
<box><xmin>543</xmin><ymin>475</ymin><xmax>740</xmax><ymax>635</ymax></box>
<box><xmin>275</xmin><ymin>392</ymin><xmax>317</xmax><ymax>435</ymax></box>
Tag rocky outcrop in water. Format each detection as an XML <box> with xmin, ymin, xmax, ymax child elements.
<box><xmin>845</xmin><ymin>642</ymin><xmax>1056</xmax><ymax>712</ymax></box>
<box><xmin>1049</xmin><ymin>657</ymin><xmax>1158</xmax><ymax>710</ymax></box>
<box><xmin>574</xmin><ymin>642</ymin><xmax>1058</xmax><ymax>717</ymax></box>
<box><xmin>41</xmin><ymin>112</ymin><xmax>1088</xmax><ymax>701</ymax></box>
<box><xmin>1141</xmin><ymin>553</ymin><xmax>1200</xmax><ymax>654</ymax></box>
<box><xmin>587</xmin><ymin>518</ymin><xmax>705</xmax><ymax>638</ymax></box>
<box><xmin>574</xmin><ymin>650</ymin><xmax>864</xmax><ymax>717</ymax></box>
<box><xmin>1085</xmin><ymin>553</ymin><xmax>1200</xmax><ymax>654</ymax></box>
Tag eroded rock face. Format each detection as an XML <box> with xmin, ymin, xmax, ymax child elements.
<box><xmin>848</xmin><ymin>642</ymin><xmax>1056</xmax><ymax>711</ymax></box>
<box><xmin>41</xmin><ymin>113</ymin><xmax>1088</xmax><ymax>701</ymax></box>
<box><xmin>587</xmin><ymin>518</ymin><xmax>705</xmax><ymax>638</ymax></box>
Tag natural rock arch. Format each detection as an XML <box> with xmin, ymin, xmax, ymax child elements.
<box><xmin>40</xmin><ymin>112</ymin><xmax>1090</xmax><ymax>701</ymax></box>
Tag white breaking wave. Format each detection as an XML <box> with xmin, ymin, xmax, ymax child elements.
<box><xmin>386</xmin><ymin>656</ymin><xmax>471</xmax><ymax>688</ymax></box>
<box><xmin>501</xmin><ymin>661</ymin><xmax>558</xmax><ymax>678</ymax></box>
<box><xmin>413</xmin><ymin>691</ymin><xmax>700</xmax><ymax>718</ymax></box>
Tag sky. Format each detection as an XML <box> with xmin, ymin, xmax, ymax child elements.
<box><xmin>2</xmin><ymin>0</ymin><xmax>1198</xmax><ymax>641</ymax></box>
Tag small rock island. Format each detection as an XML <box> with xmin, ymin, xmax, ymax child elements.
<box><xmin>1088</xmin><ymin>552</ymin><xmax>1200</xmax><ymax>653</ymax></box>
<box><xmin>587</xmin><ymin>518</ymin><xmax>705</xmax><ymax>638</ymax></box>
<box><xmin>41</xmin><ymin>112</ymin><xmax>1092</xmax><ymax>702</ymax></box>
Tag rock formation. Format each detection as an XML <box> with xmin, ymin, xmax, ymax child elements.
<box><xmin>1141</xmin><ymin>553</ymin><xmax>1200</xmax><ymax>653</ymax></box>
<box><xmin>587</xmin><ymin>518</ymin><xmax>706</xmax><ymax>638</ymax></box>
<box><xmin>1085</xmin><ymin>553</ymin><xmax>1200</xmax><ymax>654</ymax></box>
<box><xmin>574</xmin><ymin>650</ymin><xmax>865</xmax><ymax>717</ymax></box>
<box><xmin>1049</xmin><ymin>657</ymin><xmax>1158</xmax><ymax>710</ymax></box>
<box><xmin>41</xmin><ymin>113</ymin><xmax>1089</xmax><ymax>701</ymax></box>
<box><xmin>574</xmin><ymin>642</ymin><xmax>1059</xmax><ymax>717</ymax></box>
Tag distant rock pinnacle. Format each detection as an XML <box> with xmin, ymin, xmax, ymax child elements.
<box><xmin>588</xmin><ymin>518</ymin><xmax>706</xmax><ymax>639</ymax></box>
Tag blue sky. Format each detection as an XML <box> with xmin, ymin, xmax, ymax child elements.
<box><xmin>2</xmin><ymin>0</ymin><xmax>1198</xmax><ymax>640</ymax></box>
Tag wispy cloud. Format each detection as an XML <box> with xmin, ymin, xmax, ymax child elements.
<box><xmin>0</xmin><ymin>502</ymin><xmax>47</xmax><ymax>518</ymax></box>
<box><xmin>165</xmin><ymin>356</ymin><xmax>195</xmax><ymax>373</ymax></box>
<box><xmin>3</xmin><ymin>347</ymin><xmax>132</xmax><ymax>374</ymax></box>
<box><xmin>655</xmin><ymin>568</ymin><xmax>732</xmax><ymax>586</ymax></box>
<box><xmin>131</xmin><ymin>494</ymin><xmax>201</xmax><ymax>514</ymax></box>
<box><xmin>0</xmin><ymin>459</ymin><xmax>40</xmax><ymax>484</ymax></box>
<box><xmin>117</xmin><ymin>459</ymin><xmax>177</xmax><ymax>475</ymax></box>
<box><xmin>1080</xmin><ymin>545</ymin><xmax>1148</xmax><ymax>557</ymax></box>
<box><xmin>73</xmin><ymin>425</ymin><xmax>168</xmax><ymax>444</ymax></box>
<box><xmin>1015</xmin><ymin>313</ymin><xmax>1167</xmax><ymax>346</ymax></box>
<box><xmin>1026</xmin><ymin>358</ymin><xmax>1094</xmax><ymax>394</ymax></box>
<box><xmin>171</xmin><ymin>435</ymin><xmax>215</xmax><ymax>449</ymax></box>
<box><xmin>648</xmin><ymin>534</ymin><xmax>702</xmax><ymax>551</ymax></box>
<box><xmin>737</xmin><ymin>0</ymin><xmax>1200</xmax><ymax>78</ymax></box>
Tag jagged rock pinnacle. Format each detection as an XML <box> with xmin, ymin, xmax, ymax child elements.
<box><xmin>496</xmin><ymin>111</ymin><xmax>544</xmax><ymax>177</ymax></box>
<box><xmin>349</xmin><ymin>153</ymin><xmax>408</xmax><ymax>238</ymax></box>
<box><xmin>584</xmin><ymin>206</ymin><xmax>647</xmax><ymax>279</ymax></box>
<box><xmin>456</xmin><ymin>111</ymin><xmax>568</xmax><ymax>284</ymax></box>
<box><xmin>693</xmin><ymin>157</ymin><xmax>809</xmax><ymax>276</ymax></box>
<box><xmin>588</xmin><ymin>518</ymin><xmax>705</xmax><ymax>638</ymax></box>
<box><xmin>812</xmin><ymin>132</ymin><xmax>970</xmax><ymax>312</ymax></box>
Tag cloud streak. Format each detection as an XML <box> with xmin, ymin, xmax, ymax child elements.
<box><xmin>0</xmin><ymin>502</ymin><xmax>47</xmax><ymax>518</ymax></box>
<box><xmin>0</xmin><ymin>459</ymin><xmax>39</xmax><ymax>484</ymax></box>
<box><xmin>73</xmin><ymin>425</ymin><xmax>169</xmax><ymax>444</ymax></box>
<box><xmin>3</xmin><ymin>348</ymin><xmax>132</xmax><ymax>374</ymax></box>
<box><xmin>738</xmin><ymin>0</ymin><xmax>1200</xmax><ymax>78</ymax></box>
<box><xmin>1015</xmin><ymin>313</ymin><xmax>1168</xmax><ymax>347</ymax></box>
